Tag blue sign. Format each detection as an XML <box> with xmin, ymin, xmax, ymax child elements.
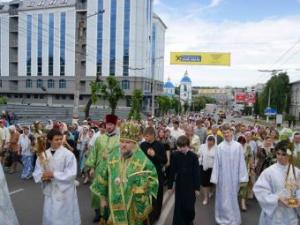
<box><xmin>264</xmin><ymin>107</ymin><xmax>277</xmax><ymax>116</ymax></box>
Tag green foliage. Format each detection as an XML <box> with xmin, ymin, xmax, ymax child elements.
<box><xmin>0</xmin><ymin>97</ymin><xmax>7</xmax><ymax>105</ymax></box>
<box><xmin>258</xmin><ymin>72</ymin><xmax>290</xmax><ymax>114</ymax></box>
<box><xmin>157</xmin><ymin>96</ymin><xmax>172</xmax><ymax>115</ymax></box>
<box><xmin>99</xmin><ymin>76</ymin><xmax>124</xmax><ymax>115</ymax></box>
<box><xmin>192</xmin><ymin>95</ymin><xmax>217</xmax><ymax>112</ymax></box>
<box><xmin>128</xmin><ymin>89</ymin><xmax>142</xmax><ymax>121</ymax></box>
<box><xmin>170</xmin><ymin>97</ymin><xmax>181</xmax><ymax>114</ymax></box>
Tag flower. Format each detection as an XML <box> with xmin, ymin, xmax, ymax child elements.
<box><xmin>115</xmin><ymin>177</ymin><xmax>121</xmax><ymax>185</ymax></box>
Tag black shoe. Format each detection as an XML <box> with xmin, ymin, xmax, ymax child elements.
<box><xmin>93</xmin><ymin>209</ymin><xmax>101</xmax><ymax>223</ymax></box>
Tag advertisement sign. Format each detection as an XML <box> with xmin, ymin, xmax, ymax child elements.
<box><xmin>170</xmin><ymin>52</ymin><xmax>231</xmax><ymax>66</ymax></box>
<box><xmin>245</xmin><ymin>92</ymin><xmax>256</xmax><ymax>104</ymax></box>
<box><xmin>235</xmin><ymin>92</ymin><xmax>246</xmax><ymax>103</ymax></box>
<box><xmin>264</xmin><ymin>107</ymin><xmax>277</xmax><ymax>116</ymax></box>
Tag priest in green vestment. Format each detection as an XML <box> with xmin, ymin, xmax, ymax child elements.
<box><xmin>86</xmin><ymin>114</ymin><xmax>120</xmax><ymax>222</ymax></box>
<box><xmin>91</xmin><ymin>121</ymin><xmax>159</xmax><ymax>225</ymax></box>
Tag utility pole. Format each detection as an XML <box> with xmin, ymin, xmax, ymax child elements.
<box><xmin>72</xmin><ymin>10</ymin><xmax>105</xmax><ymax>123</ymax></box>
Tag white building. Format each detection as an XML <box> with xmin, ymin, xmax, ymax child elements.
<box><xmin>163</xmin><ymin>77</ymin><xmax>175</xmax><ymax>97</ymax></box>
<box><xmin>0</xmin><ymin>0</ymin><xmax>166</xmax><ymax>109</ymax></box>
<box><xmin>180</xmin><ymin>70</ymin><xmax>192</xmax><ymax>105</ymax></box>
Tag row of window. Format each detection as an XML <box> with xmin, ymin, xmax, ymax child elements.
<box><xmin>25</xmin><ymin>79</ymin><xmax>66</xmax><ymax>89</ymax></box>
<box><xmin>26</xmin><ymin>13</ymin><xmax>65</xmax><ymax>77</ymax></box>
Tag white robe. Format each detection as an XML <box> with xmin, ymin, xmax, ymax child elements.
<box><xmin>210</xmin><ymin>140</ymin><xmax>248</xmax><ymax>225</ymax></box>
<box><xmin>0</xmin><ymin>163</ymin><xmax>19</xmax><ymax>225</ymax></box>
<box><xmin>253</xmin><ymin>163</ymin><xmax>300</xmax><ymax>225</ymax></box>
<box><xmin>33</xmin><ymin>147</ymin><xmax>81</xmax><ymax>225</ymax></box>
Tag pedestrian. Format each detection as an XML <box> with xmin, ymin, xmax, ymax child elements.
<box><xmin>85</xmin><ymin>114</ymin><xmax>120</xmax><ymax>223</ymax></box>
<box><xmin>237</xmin><ymin>135</ymin><xmax>254</xmax><ymax>211</ymax></box>
<box><xmin>256</xmin><ymin>135</ymin><xmax>275</xmax><ymax>176</ymax></box>
<box><xmin>198</xmin><ymin>135</ymin><xmax>217</xmax><ymax>205</ymax></box>
<box><xmin>0</xmin><ymin>162</ymin><xmax>20</xmax><ymax>225</ymax></box>
<box><xmin>33</xmin><ymin>129</ymin><xmax>81</xmax><ymax>225</ymax></box>
<box><xmin>168</xmin><ymin>135</ymin><xmax>201</xmax><ymax>225</ymax></box>
<box><xmin>18</xmin><ymin>126</ymin><xmax>34</xmax><ymax>179</ymax></box>
<box><xmin>91</xmin><ymin>121</ymin><xmax>158</xmax><ymax>225</ymax></box>
<box><xmin>169</xmin><ymin>120</ymin><xmax>185</xmax><ymax>140</ymax></box>
<box><xmin>210</xmin><ymin>124</ymin><xmax>248</xmax><ymax>225</ymax></box>
<box><xmin>7</xmin><ymin>125</ymin><xmax>20</xmax><ymax>174</ymax></box>
<box><xmin>253</xmin><ymin>140</ymin><xmax>300</xmax><ymax>225</ymax></box>
<box><xmin>194</xmin><ymin>120</ymin><xmax>207</xmax><ymax>144</ymax></box>
<box><xmin>0</xmin><ymin>120</ymin><xmax>6</xmax><ymax>165</ymax></box>
<box><xmin>140</xmin><ymin>126</ymin><xmax>167</xmax><ymax>224</ymax></box>
<box><xmin>185</xmin><ymin>125</ymin><xmax>200</xmax><ymax>154</ymax></box>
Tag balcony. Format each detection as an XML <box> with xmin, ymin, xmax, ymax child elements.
<box><xmin>9</xmin><ymin>8</ymin><xmax>18</xmax><ymax>16</ymax></box>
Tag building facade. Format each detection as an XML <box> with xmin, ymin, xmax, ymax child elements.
<box><xmin>163</xmin><ymin>77</ymin><xmax>175</xmax><ymax>97</ymax></box>
<box><xmin>0</xmin><ymin>0</ymin><xmax>166</xmax><ymax>109</ymax></box>
<box><xmin>180</xmin><ymin>70</ymin><xmax>192</xmax><ymax>105</ymax></box>
<box><xmin>290</xmin><ymin>81</ymin><xmax>300</xmax><ymax>120</ymax></box>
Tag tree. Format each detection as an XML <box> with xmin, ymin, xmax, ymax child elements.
<box><xmin>253</xmin><ymin>92</ymin><xmax>260</xmax><ymax>115</ymax></box>
<box><xmin>128</xmin><ymin>89</ymin><xmax>142</xmax><ymax>121</ymax></box>
<box><xmin>157</xmin><ymin>96</ymin><xmax>172</xmax><ymax>115</ymax></box>
<box><xmin>85</xmin><ymin>77</ymin><xmax>102</xmax><ymax>119</ymax></box>
<box><xmin>192</xmin><ymin>96</ymin><xmax>206</xmax><ymax>112</ymax></box>
<box><xmin>259</xmin><ymin>72</ymin><xmax>290</xmax><ymax>114</ymax></box>
<box><xmin>99</xmin><ymin>76</ymin><xmax>124</xmax><ymax>115</ymax></box>
<box><xmin>0</xmin><ymin>97</ymin><xmax>7</xmax><ymax>105</ymax></box>
<box><xmin>170</xmin><ymin>97</ymin><xmax>181</xmax><ymax>114</ymax></box>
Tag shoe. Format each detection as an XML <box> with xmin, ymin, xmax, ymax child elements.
<box><xmin>202</xmin><ymin>200</ymin><xmax>208</xmax><ymax>205</ymax></box>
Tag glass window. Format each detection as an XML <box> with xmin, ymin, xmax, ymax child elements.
<box><xmin>37</xmin><ymin>14</ymin><xmax>43</xmax><ymax>76</ymax></box>
<box><xmin>0</xmin><ymin>80</ymin><xmax>2</xmax><ymax>88</ymax></box>
<box><xmin>60</xmin><ymin>12</ymin><xmax>66</xmax><ymax>76</ymax></box>
<box><xmin>48</xmin><ymin>79</ymin><xmax>55</xmax><ymax>89</ymax></box>
<box><xmin>27</xmin><ymin>15</ymin><xmax>32</xmax><ymax>76</ymax></box>
<box><xmin>122</xmin><ymin>80</ymin><xmax>130</xmax><ymax>90</ymax></box>
<box><xmin>25</xmin><ymin>79</ymin><xmax>32</xmax><ymax>88</ymax></box>
<box><xmin>59</xmin><ymin>79</ymin><xmax>66</xmax><ymax>89</ymax></box>
<box><xmin>96</xmin><ymin>0</ymin><xmax>103</xmax><ymax>76</ymax></box>
<box><xmin>123</xmin><ymin>0</ymin><xmax>130</xmax><ymax>76</ymax></box>
<box><xmin>37</xmin><ymin>79</ymin><xmax>43</xmax><ymax>89</ymax></box>
<box><xmin>109</xmin><ymin>0</ymin><xmax>117</xmax><ymax>76</ymax></box>
<box><xmin>48</xmin><ymin>13</ymin><xmax>54</xmax><ymax>76</ymax></box>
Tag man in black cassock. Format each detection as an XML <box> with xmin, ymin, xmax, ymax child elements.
<box><xmin>140</xmin><ymin>127</ymin><xmax>167</xmax><ymax>224</ymax></box>
<box><xmin>168</xmin><ymin>135</ymin><xmax>201</xmax><ymax>225</ymax></box>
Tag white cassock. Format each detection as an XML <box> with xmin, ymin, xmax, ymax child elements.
<box><xmin>253</xmin><ymin>163</ymin><xmax>300</xmax><ymax>225</ymax></box>
<box><xmin>0</xmin><ymin>163</ymin><xmax>20</xmax><ymax>225</ymax></box>
<box><xmin>33</xmin><ymin>146</ymin><xmax>81</xmax><ymax>225</ymax></box>
<box><xmin>210</xmin><ymin>140</ymin><xmax>248</xmax><ymax>225</ymax></box>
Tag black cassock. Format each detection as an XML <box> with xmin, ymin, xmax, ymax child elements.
<box><xmin>140</xmin><ymin>140</ymin><xmax>167</xmax><ymax>224</ymax></box>
<box><xmin>168</xmin><ymin>151</ymin><xmax>201</xmax><ymax>225</ymax></box>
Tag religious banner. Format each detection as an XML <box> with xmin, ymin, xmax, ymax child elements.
<box><xmin>170</xmin><ymin>52</ymin><xmax>231</xmax><ymax>66</ymax></box>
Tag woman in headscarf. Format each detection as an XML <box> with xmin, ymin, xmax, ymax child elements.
<box><xmin>198</xmin><ymin>135</ymin><xmax>217</xmax><ymax>205</ymax></box>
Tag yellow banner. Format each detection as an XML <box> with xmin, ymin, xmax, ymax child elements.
<box><xmin>170</xmin><ymin>52</ymin><xmax>231</xmax><ymax>66</ymax></box>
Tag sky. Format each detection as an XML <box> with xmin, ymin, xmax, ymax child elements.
<box><xmin>154</xmin><ymin>0</ymin><xmax>300</xmax><ymax>87</ymax></box>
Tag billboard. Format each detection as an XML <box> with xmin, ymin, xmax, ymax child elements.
<box><xmin>170</xmin><ymin>52</ymin><xmax>231</xmax><ymax>66</ymax></box>
<box><xmin>235</xmin><ymin>92</ymin><xmax>256</xmax><ymax>105</ymax></box>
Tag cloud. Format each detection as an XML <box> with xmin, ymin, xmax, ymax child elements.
<box><xmin>154</xmin><ymin>3</ymin><xmax>300</xmax><ymax>87</ymax></box>
<box><xmin>208</xmin><ymin>0</ymin><xmax>223</xmax><ymax>8</ymax></box>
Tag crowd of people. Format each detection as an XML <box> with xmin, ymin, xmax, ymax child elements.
<box><xmin>1</xmin><ymin>112</ymin><xmax>300</xmax><ymax>225</ymax></box>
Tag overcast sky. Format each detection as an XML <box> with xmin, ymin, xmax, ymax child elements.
<box><xmin>154</xmin><ymin>0</ymin><xmax>300</xmax><ymax>87</ymax></box>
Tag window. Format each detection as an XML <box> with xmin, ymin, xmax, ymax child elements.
<box><xmin>0</xmin><ymin>80</ymin><xmax>2</xmax><ymax>88</ymax></box>
<box><xmin>59</xmin><ymin>79</ymin><xmax>66</xmax><ymax>88</ymax></box>
<box><xmin>25</xmin><ymin>79</ymin><xmax>32</xmax><ymax>88</ymax></box>
<box><xmin>37</xmin><ymin>14</ymin><xmax>43</xmax><ymax>76</ymax></box>
<box><xmin>122</xmin><ymin>80</ymin><xmax>130</xmax><ymax>90</ymax></box>
<box><xmin>123</xmin><ymin>0</ymin><xmax>130</xmax><ymax>76</ymax></box>
<box><xmin>48</xmin><ymin>13</ymin><xmax>54</xmax><ymax>76</ymax></box>
<box><xmin>96</xmin><ymin>0</ymin><xmax>103</xmax><ymax>76</ymax></box>
<box><xmin>151</xmin><ymin>25</ymin><xmax>156</xmax><ymax>77</ymax></box>
<box><xmin>48</xmin><ymin>79</ymin><xmax>55</xmax><ymax>89</ymax></box>
<box><xmin>109</xmin><ymin>0</ymin><xmax>117</xmax><ymax>76</ymax></box>
<box><xmin>26</xmin><ymin>15</ymin><xmax>32</xmax><ymax>76</ymax></box>
<box><xmin>60</xmin><ymin>12</ymin><xmax>66</xmax><ymax>76</ymax></box>
<box><xmin>37</xmin><ymin>79</ymin><xmax>43</xmax><ymax>89</ymax></box>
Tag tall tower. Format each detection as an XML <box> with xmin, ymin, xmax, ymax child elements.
<box><xmin>180</xmin><ymin>70</ymin><xmax>192</xmax><ymax>106</ymax></box>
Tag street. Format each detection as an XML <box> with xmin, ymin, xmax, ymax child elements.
<box><xmin>6</xmin><ymin>167</ymin><xmax>261</xmax><ymax>225</ymax></box>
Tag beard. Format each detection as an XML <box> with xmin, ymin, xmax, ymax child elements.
<box><xmin>121</xmin><ymin>149</ymin><xmax>133</xmax><ymax>159</ymax></box>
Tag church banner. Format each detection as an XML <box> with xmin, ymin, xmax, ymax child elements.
<box><xmin>170</xmin><ymin>52</ymin><xmax>231</xmax><ymax>66</ymax></box>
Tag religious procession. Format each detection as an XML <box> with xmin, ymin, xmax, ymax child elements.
<box><xmin>0</xmin><ymin>112</ymin><xmax>300</xmax><ymax>225</ymax></box>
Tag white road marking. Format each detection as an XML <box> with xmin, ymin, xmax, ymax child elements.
<box><xmin>155</xmin><ymin>193</ymin><xmax>175</xmax><ymax>225</ymax></box>
<box><xmin>9</xmin><ymin>188</ymin><xmax>24</xmax><ymax>196</ymax></box>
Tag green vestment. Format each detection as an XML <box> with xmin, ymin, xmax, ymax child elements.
<box><xmin>91</xmin><ymin>146</ymin><xmax>158</xmax><ymax>225</ymax></box>
<box><xmin>86</xmin><ymin>133</ymin><xmax>120</xmax><ymax>209</ymax></box>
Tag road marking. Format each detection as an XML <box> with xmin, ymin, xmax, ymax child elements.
<box><xmin>155</xmin><ymin>193</ymin><xmax>175</xmax><ymax>225</ymax></box>
<box><xmin>9</xmin><ymin>188</ymin><xmax>24</xmax><ymax>196</ymax></box>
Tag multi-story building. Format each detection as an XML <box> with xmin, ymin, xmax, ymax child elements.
<box><xmin>0</xmin><ymin>0</ymin><xmax>166</xmax><ymax>110</ymax></box>
<box><xmin>194</xmin><ymin>87</ymin><xmax>233</xmax><ymax>105</ymax></box>
<box><xmin>290</xmin><ymin>80</ymin><xmax>300</xmax><ymax>120</ymax></box>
